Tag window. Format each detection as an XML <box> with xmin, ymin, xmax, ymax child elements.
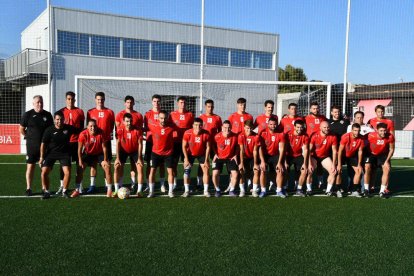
<box><xmin>385</xmin><ymin>106</ymin><xmax>393</xmax><ymax>116</ymax></box>
<box><xmin>253</xmin><ymin>52</ymin><xmax>273</xmax><ymax>69</ymax></box>
<box><xmin>57</xmin><ymin>31</ymin><xmax>89</xmax><ymax>55</ymax></box>
<box><xmin>231</xmin><ymin>49</ymin><xmax>252</xmax><ymax>68</ymax></box>
<box><xmin>181</xmin><ymin>44</ymin><xmax>200</xmax><ymax>64</ymax></box>
<box><xmin>151</xmin><ymin>42</ymin><xmax>176</xmax><ymax>62</ymax></box>
<box><xmin>205</xmin><ymin>47</ymin><xmax>228</xmax><ymax>66</ymax></box>
<box><xmin>123</xmin><ymin>39</ymin><xmax>150</xmax><ymax>60</ymax></box>
<box><xmin>91</xmin><ymin>35</ymin><xmax>120</xmax><ymax>57</ymax></box>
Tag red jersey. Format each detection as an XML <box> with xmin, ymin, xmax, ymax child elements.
<box><xmin>183</xmin><ymin>129</ymin><xmax>210</xmax><ymax>157</ymax></box>
<box><xmin>228</xmin><ymin>112</ymin><xmax>254</xmax><ymax>134</ymax></box>
<box><xmin>279</xmin><ymin>115</ymin><xmax>304</xmax><ymax>134</ymax></box>
<box><xmin>214</xmin><ymin>132</ymin><xmax>238</xmax><ymax>159</ymax></box>
<box><xmin>199</xmin><ymin>114</ymin><xmax>222</xmax><ymax>136</ymax></box>
<box><xmin>116</xmin><ymin>128</ymin><xmax>142</xmax><ymax>154</ymax></box>
<box><xmin>305</xmin><ymin>114</ymin><xmax>327</xmax><ymax>136</ymax></box>
<box><xmin>238</xmin><ymin>132</ymin><xmax>260</xmax><ymax>159</ymax></box>
<box><xmin>169</xmin><ymin>110</ymin><xmax>194</xmax><ymax>141</ymax></box>
<box><xmin>144</xmin><ymin>109</ymin><xmax>160</xmax><ymax>141</ymax></box>
<box><xmin>60</xmin><ymin>107</ymin><xmax>85</xmax><ymax>143</ymax></box>
<box><xmin>340</xmin><ymin>133</ymin><xmax>364</xmax><ymax>158</ymax></box>
<box><xmin>87</xmin><ymin>108</ymin><xmax>115</xmax><ymax>141</ymax></box>
<box><xmin>115</xmin><ymin>110</ymin><xmax>144</xmax><ymax>131</ymax></box>
<box><xmin>367</xmin><ymin>132</ymin><xmax>395</xmax><ymax>156</ymax></box>
<box><xmin>260</xmin><ymin>130</ymin><xmax>286</xmax><ymax>156</ymax></box>
<box><xmin>286</xmin><ymin>132</ymin><xmax>309</xmax><ymax>158</ymax></box>
<box><xmin>78</xmin><ymin>129</ymin><xmax>105</xmax><ymax>156</ymax></box>
<box><xmin>368</xmin><ymin>117</ymin><xmax>395</xmax><ymax>133</ymax></box>
<box><xmin>151</xmin><ymin>124</ymin><xmax>175</xmax><ymax>156</ymax></box>
<box><xmin>254</xmin><ymin>114</ymin><xmax>279</xmax><ymax>133</ymax></box>
<box><xmin>310</xmin><ymin>132</ymin><xmax>337</xmax><ymax>159</ymax></box>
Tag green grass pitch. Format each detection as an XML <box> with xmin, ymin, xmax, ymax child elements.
<box><xmin>0</xmin><ymin>155</ymin><xmax>414</xmax><ymax>275</ymax></box>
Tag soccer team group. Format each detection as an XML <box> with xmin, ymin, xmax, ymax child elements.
<box><xmin>20</xmin><ymin>91</ymin><xmax>395</xmax><ymax>199</ymax></box>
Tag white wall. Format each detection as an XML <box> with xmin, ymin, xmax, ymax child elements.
<box><xmin>21</xmin><ymin>8</ymin><xmax>49</xmax><ymax>50</ymax></box>
<box><xmin>394</xmin><ymin>130</ymin><xmax>414</xmax><ymax>158</ymax></box>
<box><xmin>25</xmin><ymin>84</ymin><xmax>50</xmax><ymax>111</ymax></box>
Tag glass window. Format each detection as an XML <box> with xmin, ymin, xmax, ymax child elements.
<box><xmin>57</xmin><ymin>31</ymin><xmax>89</xmax><ymax>55</ymax></box>
<box><xmin>253</xmin><ymin>52</ymin><xmax>273</xmax><ymax>69</ymax></box>
<box><xmin>181</xmin><ymin>44</ymin><xmax>200</xmax><ymax>64</ymax></box>
<box><xmin>151</xmin><ymin>42</ymin><xmax>176</xmax><ymax>62</ymax></box>
<box><xmin>231</xmin><ymin>49</ymin><xmax>252</xmax><ymax>68</ymax></box>
<box><xmin>91</xmin><ymin>35</ymin><xmax>120</xmax><ymax>57</ymax></box>
<box><xmin>205</xmin><ymin>47</ymin><xmax>228</xmax><ymax>66</ymax></box>
<box><xmin>123</xmin><ymin>39</ymin><xmax>150</xmax><ymax>60</ymax></box>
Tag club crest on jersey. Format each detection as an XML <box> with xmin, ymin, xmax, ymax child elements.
<box><xmin>63</xmin><ymin>130</ymin><xmax>68</xmax><ymax>135</ymax></box>
<box><xmin>315</xmin><ymin>119</ymin><xmax>320</xmax><ymax>124</ymax></box>
<box><xmin>207</xmin><ymin>118</ymin><xmax>212</xmax><ymax>123</ymax></box>
<box><xmin>180</xmin><ymin>114</ymin><xmax>185</xmax><ymax>120</ymax></box>
<box><xmin>127</xmin><ymin>133</ymin><xmax>131</xmax><ymax>139</ymax></box>
<box><xmin>240</xmin><ymin>117</ymin><xmax>244</xmax><ymax>122</ymax></box>
<box><xmin>43</xmin><ymin>117</ymin><xmax>47</xmax><ymax>121</ymax></box>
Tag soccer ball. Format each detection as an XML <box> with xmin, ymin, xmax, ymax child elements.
<box><xmin>118</xmin><ymin>187</ymin><xmax>130</xmax><ymax>199</ymax></box>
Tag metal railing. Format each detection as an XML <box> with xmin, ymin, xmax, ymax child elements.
<box><xmin>4</xmin><ymin>49</ymin><xmax>48</xmax><ymax>81</ymax></box>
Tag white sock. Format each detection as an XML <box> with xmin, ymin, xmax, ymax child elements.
<box><xmin>318</xmin><ymin>176</ymin><xmax>323</xmax><ymax>185</ymax></box>
<box><xmin>184</xmin><ymin>184</ymin><xmax>190</xmax><ymax>192</ymax></box>
<box><xmin>239</xmin><ymin>184</ymin><xmax>245</xmax><ymax>192</ymax></box>
<box><xmin>229</xmin><ymin>186</ymin><xmax>235</xmax><ymax>192</ymax></box>
<box><xmin>149</xmin><ymin>183</ymin><xmax>155</xmax><ymax>193</ymax></box>
<box><xmin>173</xmin><ymin>177</ymin><xmax>177</xmax><ymax>185</ymax></box>
<box><xmin>253</xmin><ymin>184</ymin><xmax>258</xmax><ymax>191</ymax></box>
<box><xmin>76</xmin><ymin>183</ymin><xmax>83</xmax><ymax>192</ymax></box>
<box><xmin>276</xmin><ymin>187</ymin><xmax>282</xmax><ymax>192</ymax></box>
<box><xmin>326</xmin><ymin>184</ymin><xmax>333</xmax><ymax>193</ymax></box>
<box><xmin>247</xmin><ymin>179</ymin><xmax>252</xmax><ymax>186</ymax></box>
<box><xmin>306</xmin><ymin>183</ymin><xmax>312</xmax><ymax>191</ymax></box>
<box><xmin>90</xmin><ymin>176</ymin><xmax>96</xmax><ymax>186</ymax></box>
<box><xmin>114</xmin><ymin>183</ymin><xmax>119</xmax><ymax>192</ymax></box>
<box><xmin>62</xmin><ymin>188</ymin><xmax>67</xmax><ymax>193</ymax></box>
<box><xmin>380</xmin><ymin>185</ymin><xmax>386</xmax><ymax>193</ymax></box>
<box><xmin>197</xmin><ymin>176</ymin><xmax>202</xmax><ymax>186</ymax></box>
<box><xmin>215</xmin><ymin>187</ymin><xmax>221</xmax><ymax>192</ymax></box>
<box><xmin>105</xmin><ymin>179</ymin><xmax>108</xmax><ymax>185</ymax></box>
<box><xmin>44</xmin><ymin>190</ymin><xmax>50</xmax><ymax>193</ymax></box>
<box><xmin>203</xmin><ymin>184</ymin><xmax>209</xmax><ymax>192</ymax></box>
<box><xmin>261</xmin><ymin>187</ymin><xmax>267</xmax><ymax>192</ymax></box>
<box><xmin>364</xmin><ymin>184</ymin><xmax>369</xmax><ymax>191</ymax></box>
<box><xmin>60</xmin><ymin>180</ymin><xmax>64</xmax><ymax>187</ymax></box>
<box><xmin>169</xmin><ymin>183</ymin><xmax>174</xmax><ymax>193</ymax></box>
<box><xmin>137</xmin><ymin>184</ymin><xmax>143</xmax><ymax>193</ymax></box>
<box><xmin>106</xmin><ymin>183</ymin><xmax>112</xmax><ymax>191</ymax></box>
<box><xmin>269</xmin><ymin>181</ymin><xmax>274</xmax><ymax>186</ymax></box>
<box><xmin>298</xmin><ymin>185</ymin><xmax>303</xmax><ymax>190</ymax></box>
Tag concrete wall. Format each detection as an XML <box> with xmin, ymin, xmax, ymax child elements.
<box><xmin>21</xmin><ymin>9</ymin><xmax>49</xmax><ymax>51</ymax></box>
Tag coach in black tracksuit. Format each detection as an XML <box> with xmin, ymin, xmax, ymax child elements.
<box><xmin>19</xmin><ymin>95</ymin><xmax>53</xmax><ymax>196</ymax></box>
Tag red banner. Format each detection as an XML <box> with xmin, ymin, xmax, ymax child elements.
<box><xmin>0</xmin><ymin>124</ymin><xmax>21</xmax><ymax>154</ymax></box>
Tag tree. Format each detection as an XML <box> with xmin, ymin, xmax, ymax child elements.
<box><xmin>278</xmin><ymin>64</ymin><xmax>307</xmax><ymax>93</ymax></box>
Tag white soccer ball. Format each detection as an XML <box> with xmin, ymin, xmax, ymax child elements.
<box><xmin>118</xmin><ymin>187</ymin><xmax>130</xmax><ymax>199</ymax></box>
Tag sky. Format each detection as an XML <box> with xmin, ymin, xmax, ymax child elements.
<box><xmin>0</xmin><ymin>0</ymin><xmax>413</xmax><ymax>85</ymax></box>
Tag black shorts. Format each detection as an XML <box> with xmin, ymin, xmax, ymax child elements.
<box><xmin>119</xmin><ymin>150</ymin><xmax>139</xmax><ymax>164</ymax></box>
<box><xmin>82</xmin><ymin>154</ymin><xmax>105</xmax><ymax>167</ymax></box>
<box><xmin>345</xmin><ymin>155</ymin><xmax>359</xmax><ymax>167</ymax></box>
<box><xmin>144</xmin><ymin>140</ymin><xmax>152</xmax><ymax>162</ymax></box>
<box><xmin>172</xmin><ymin>142</ymin><xmax>184</xmax><ymax>166</ymax></box>
<box><xmin>188</xmin><ymin>154</ymin><xmax>206</xmax><ymax>165</ymax></box>
<box><xmin>26</xmin><ymin>143</ymin><xmax>40</xmax><ymax>164</ymax></box>
<box><xmin>286</xmin><ymin>156</ymin><xmax>305</xmax><ymax>172</ymax></box>
<box><xmin>105</xmin><ymin>141</ymin><xmax>113</xmax><ymax>161</ymax></box>
<box><xmin>70</xmin><ymin>142</ymin><xmax>79</xmax><ymax>163</ymax></box>
<box><xmin>151</xmin><ymin>152</ymin><xmax>173</xmax><ymax>168</ymax></box>
<box><xmin>264</xmin><ymin>155</ymin><xmax>280</xmax><ymax>172</ymax></box>
<box><xmin>212</xmin><ymin>159</ymin><xmax>238</xmax><ymax>172</ymax></box>
<box><xmin>41</xmin><ymin>156</ymin><xmax>72</xmax><ymax>168</ymax></box>
<box><xmin>365</xmin><ymin>154</ymin><xmax>388</xmax><ymax>167</ymax></box>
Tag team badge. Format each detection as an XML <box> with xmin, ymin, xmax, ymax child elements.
<box><xmin>63</xmin><ymin>130</ymin><xmax>68</xmax><ymax>135</ymax></box>
<box><xmin>43</xmin><ymin>117</ymin><xmax>47</xmax><ymax>121</ymax></box>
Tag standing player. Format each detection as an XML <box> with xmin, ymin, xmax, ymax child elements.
<box><xmin>285</xmin><ymin>120</ymin><xmax>309</xmax><ymax>197</ymax></box>
<box><xmin>364</xmin><ymin>123</ymin><xmax>395</xmax><ymax>198</ymax></box>
<box><xmin>169</xmin><ymin>96</ymin><xmax>194</xmax><ymax>188</ymax></box>
<box><xmin>279</xmin><ymin>103</ymin><xmax>304</xmax><ymax>134</ymax></box>
<box><xmin>182</xmin><ymin>118</ymin><xmax>211</xmax><ymax>197</ymax></box>
<box><xmin>228</xmin><ymin>98</ymin><xmax>254</xmax><ymax>134</ymax></box>
<box><xmin>337</xmin><ymin>123</ymin><xmax>364</xmax><ymax>197</ymax></box>
<box><xmin>328</xmin><ymin>105</ymin><xmax>350</xmax><ymax>142</ymax></box>
<box><xmin>238</xmin><ymin>120</ymin><xmax>260</xmax><ymax>197</ymax></box>
<box><xmin>367</xmin><ymin>105</ymin><xmax>395</xmax><ymax>135</ymax></box>
<box><xmin>86</xmin><ymin>92</ymin><xmax>115</xmax><ymax>193</ymax></box>
<box><xmin>39</xmin><ymin>111</ymin><xmax>73</xmax><ymax>199</ymax></box>
<box><xmin>74</xmin><ymin>119</ymin><xmax>113</xmax><ymax>197</ymax></box>
<box><xmin>304</xmin><ymin>102</ymin><xmax>327</xmax><ymax>137</ymax></box>
<box><xmin>307</xmin><ymin>121</ymin><xmax>339</xmax><ymax>197</ymax></box>
<box><xmin>115</xmin><ymin>95</ymin><xmax>143</xmax><ymax>192</ymax></box>
<box><xmin>254</xmin><ymin>100</ymin><xmax>278</xmax><ymax>134</ymax></box>
<box><xmin>113</xmin><ymin>113</ymin><xmax>144</xmax><ymax>197</ymax></box>
<box><xmin>347</xmin><ymin>111</ymin><xmax>374</xmax><ymax>136</ymax></box>
<box><xmin>144</xmin><ymin>94</ymin><xmax>166</xmax><ymax>192</ymax></box>
<box><xmin>258</xmin><ymin>117</ymin><xmax>286</xmax><ymax>198</ymax></box>
<box><xmin>211</xmin><ymin>120</ymin><xmax>239</xmax><ymax>197</ymax></box>
<box><xmin>148</xmin><ymin>111</ymin><xmax>176</xmax><ymax>198</ymax></box>
<box><xmin>57</xmin><ymin>91</ymin><xmax>85</xmax><ymax>195</ymax></box>
<box><xmin>19</xmin><ymin>95</ymin><xmax>53</xmax><ymax>196</ymax></box>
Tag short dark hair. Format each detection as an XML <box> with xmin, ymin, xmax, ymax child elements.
<box><xmin>288</xmin><ymin>103</ymin><xmax>298</xmax><ymax>108</ymax></box>
<box><xmin>95</xmin><ymin>92</ymin><xmax>105</xmax><ymax>99</ymax></box>
<box><xmin>264</xmin><ymin>100</ymin><xmax>274</xmax><ymax>106</ymax></box>
<box><xmin>294</xmin><ymin>120</ymin><xmax>305</xmax><ymax>126</ymax></box>
<box><xmin>177</xmin><ymin>96</ymin><xmax>187</xmax><ymax>102</ymax></box>
<box><xmin>354</xmin><ymin>111</ymin><xmax>364</xmax><ymax>117</ymax></box>
<box><xmin>310</xmin><ymin>102</ymin><xmax>319</xmax><ymax>107</ymax></box>
<box><xmin>65</xmin><ymin>91</ymin><xmax>75</xmax><ymax>98</ymax></box>
<box><xmin>54</xmin><ymin>111</ymin><xmax>64</xmax><ymax>118</ymax></box>
<box><xmin>377</xmin><ymin>123</ymin><xmax>387</xmax><ymax>130</ymax></box>
<box><xmin>244</xmin><ymin>120</ymin><xmax>254</xmax><ymax>128</ymax></box>
<box><xmin>268</xmin><ymin>117</ymin><xmax>277</xmax><ymax>123</ymax></box>
<box><xmin>375</xmin><ymin>105</ymin><xmax>385</xmax><ymax>112</ymax></box>
<box><xmin>123</xmin><ymin>113</ymin><xmax>133</xmax><ymax>120</ymax></box>
<box><xmin>194</xmin><ymin>118</ymin><xmax>203</xmax><ymax>124</ymax></box>
<box><xmin>152</xmin><ymin>94</ymin><xmax>161</xmax><ymax>100</ymax></box>
<box><xmin>159</xmin><ymin>110</ymin><xmax>168</xmax><ymax>117</ymax></box>
<box><xmin>352</xmin><ymin>123</ymin><xmax>361</xmax><ymax>129</ymax></box>
<box><xmin>124</xmin><ymin>95</ymin><xmax>135</xmax><ymax>102</ymax></box>
<box><xmin>87</xmin><ymin>118</ymin><xmax>97</xmax><ymax>125</ymax></box>
<box><xmin>223</xmin><ymin>120</ymin><xmax>231</xmax><ymax>126</ymax></box>
<box><xmin>331</xmin><ymin>105</ymin><xmax>341</xmax><ymax>111</ymax></box>
<box><xmin>205</xmin><ymin>99</ymin><xmax>214</xmax><ymax>105</ymax></box>
<box><xmin>237</xmin><ymin>98</ymin><xmax>247</xmax><ymax>104</ymax></box>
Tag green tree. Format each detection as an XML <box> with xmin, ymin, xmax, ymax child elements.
<box><xmin>278</xmin><ymin>64</ymin><xmax>307</xmax><ymax>93</ymax></box>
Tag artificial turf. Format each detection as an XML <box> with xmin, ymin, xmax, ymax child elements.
<box><xmin>0</xmin><ymin>155</ymin><xmax>414</xmax><ymax>275</ymax></box>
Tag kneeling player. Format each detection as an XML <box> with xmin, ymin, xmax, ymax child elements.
<box><xmin>259</xmin><ymin>117</ymin><xmax>286</xmax><ymax>198</ymax></box>
<box><xmin>182</xmin><ymin>118</ymin><xmax>211</xmax><ymax>197</ymax></box>
<box><xmin>72</xmin><ymin>119</ymin><xmax>113</xmax><ymax>198</ymax></box>
<box><xmin>364</xmin><ymin>123</ymin><xmax>395</xmax><ymax>198</ymax></box>
<box><xmin>238</xmin><ymin>120</ymin><xmax>260</xmax><ymax>197</ymax></box>
<box><xmin>308</xmin><ymin>121</ymin><xmax>339</xmax><ymax>197</ymax></box>
<box><xmin>148</xmin><ymin>110</ymin><xmax>176</xmax><ymax>198</ymax></box>
<box><xmin>285</xmin><ymin>120</ymin><xmax>309</xmax><ymax>197</ymax></box>
<box><xmin>337</xmin><ymin>123</ymin><xmax>364</xmax><ymax>197</ymax></box>
<box><xmin>114</xmin><ymin>113</ymin><xmax>144</xmax><ymax>197</ymax></box>
<box><xmin>212</xmin><ymin>120</ymin><xmax>239</xmax><ymax>197</ymax></box>
<box><xmin>39</xmin><ymin>111</ymin><xmax>73</xmax><ymax>199</ymax></box>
